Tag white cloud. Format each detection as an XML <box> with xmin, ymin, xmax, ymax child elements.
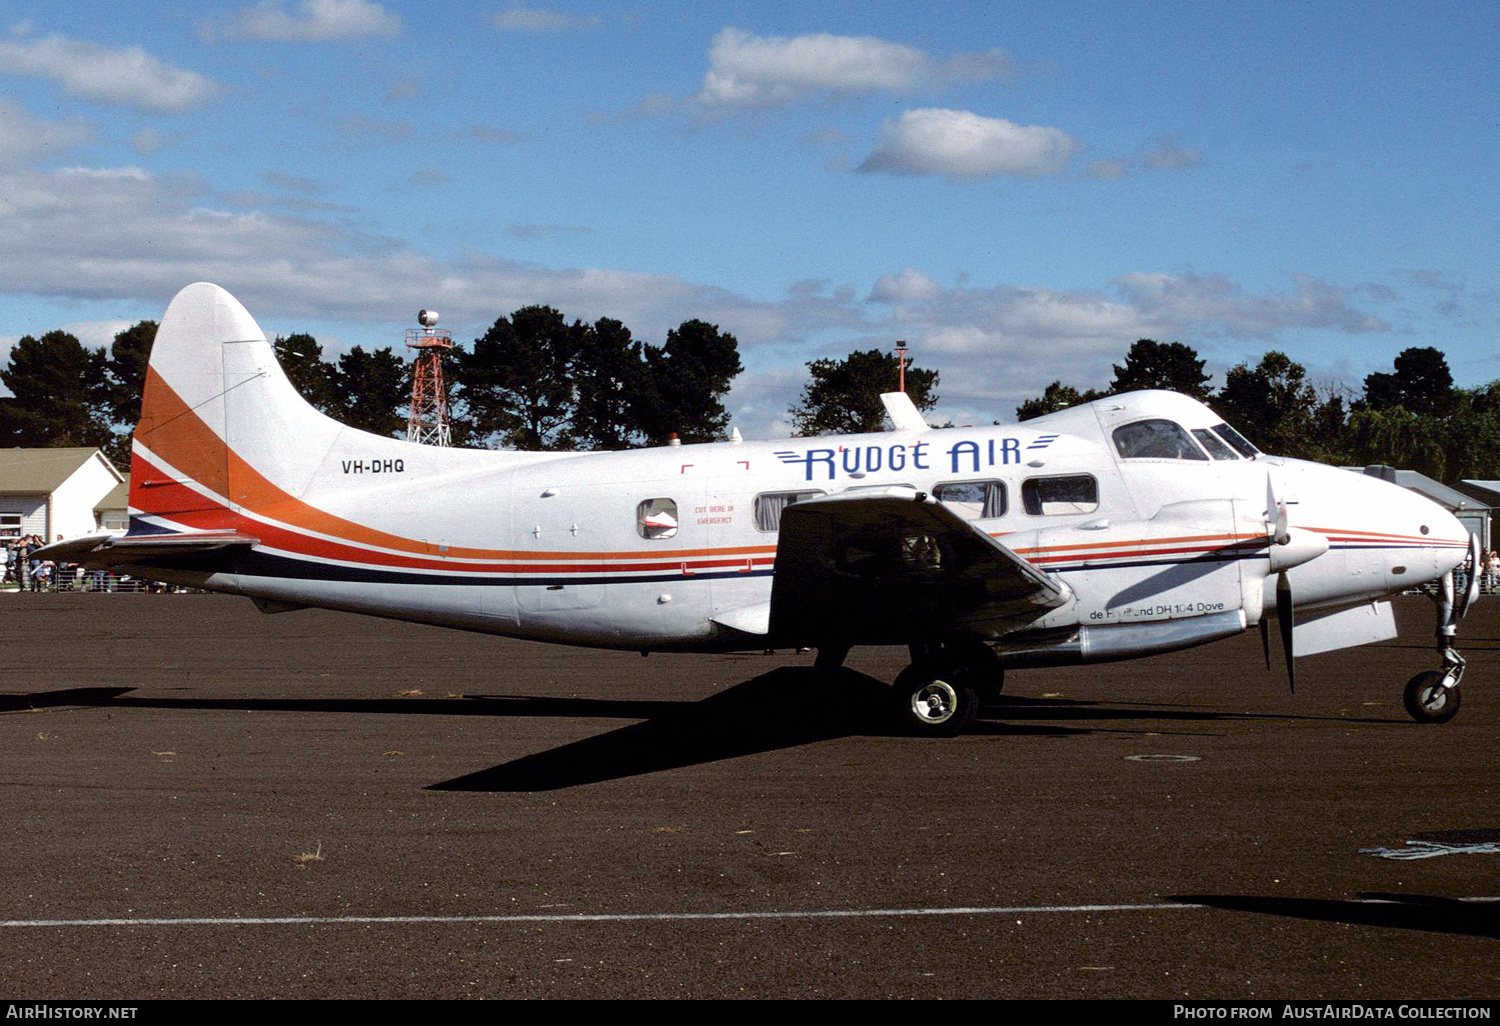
<box><xmin>1112</xmin><ymin>271</ymin><xmax>1385</xmax><ymax>336</ymax></box>
<box><xmin>0</xmin><ymin>164</ymin><xmax>827</xmax><ymax>355</ymax></box>
<box><xmin>859</xmin><ymin>108</ymin><xmax>1079</xmax><ymax>181</ymax></box>
<box><xmin>1140</xmin><ymin>135</ymin><xmax>1202</xmax><ymax>171</ymax></box>
<box><xmin>0</xmin><ymin>34</ymin><xmax>219</xmax><ymax>114</ymax></box>
<box><xmin>0</xmin><ymin>99</ymin><xmax>92</xmax><ymax>165</ymax></box>
<box><xmin>1088</xmin><ymin>135</ymin><xmax>1203</xmax><ymax>180</ymax></box>
<box><xmin>0</xmin><ymin>159</ymin><xmax>1394</xmax><ymax>438</ymax></box>
<box><xmin>60</xmin><ymin>319</ymin><xmax>135</xmax><ymax>348</ymax></box>
<box><xmin>229</xmin><ymin>0</ymin><xmax>400</xmax><ymax>42</ymax></box>
<box><xmin>869</xmin><ymin>268</ymin><xmax>942</xmax><ymax>303</ymax></box>
<box><xmin>491</xmin><ymin>7</ymin><xmax>602</xmax><ymax>32</ymax></box>
<box><xmin>696</xmin><ymin>28</ymin><xmax>1009</xmax><ymax>109</ymax></box>
<box><xmin>853</xmin><ymin>271</ymin><xmax>1391</xmax><ymax>419</ymax></box>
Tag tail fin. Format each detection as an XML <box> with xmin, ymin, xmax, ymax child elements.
<box><xmin>130</xmin><ymin>283</ymin><xmax>393</xmax><ymax>533</ymax></box>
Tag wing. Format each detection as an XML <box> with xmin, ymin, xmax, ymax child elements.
<box><xmin>767</xmin><ymin>486</ymin><xmax>1072</xmax><ymax>646</ymax></box>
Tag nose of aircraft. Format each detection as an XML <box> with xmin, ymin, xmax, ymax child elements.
<box><xmin>1284</xmin><ymin>463</ymin><xmax>1470</xmax><ymax>598</ymax></box>
<box><xmin>1373</xmin><ymin>478</ymin><xmax>1470</xmax><ymax>590</ymax></box>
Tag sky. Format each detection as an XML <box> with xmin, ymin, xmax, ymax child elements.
<box><xmin>0</xmin><ymin>0</ymin><xmax>1496</xmax><ymax>439</ymax></box>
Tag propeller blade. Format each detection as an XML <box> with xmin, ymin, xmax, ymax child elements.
<box><xmin>1438</xmin><ymin>569</ymin><xmax>1455</xmax><ymax>629</ymax></box>
<box><xmin>1259</xmin><ymin>618</ymin><xmax>1271</xmax><ymax>671</ymax></box>
<box><xmin>1265</xmin><ymin>474</ymin><xmax>1289</xmax><ymax>545</ymax></box>
<box><xmin>1457</xmin><ymin>533</ymin><xmax>1481</xmax><ymax>620</ymax></box>
<box><xmin>1276</xmin><ymin>572</ymin><xmax>1295</xmax><ymax>694</ymax></box>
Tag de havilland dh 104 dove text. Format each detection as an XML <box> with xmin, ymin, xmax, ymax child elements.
<box><xmin>40</xmin><ymin>283</ymin><xmax>1481</xmax><ymax>735</ymax></box>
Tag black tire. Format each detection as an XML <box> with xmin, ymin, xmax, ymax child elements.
<box><xmin>947</xmin><ymin>638</ymin><xmax>1004</xmax><ymax>706</ymax></box>
<box><xmin>1404</xmin><ymin>670</ymin><xmax>1461</xmax><ymax>724</ymax></box>
<box><xmin>895</xmin><ymin>664</ymin><xmax>979</xmax><ymax>737</ymax></box>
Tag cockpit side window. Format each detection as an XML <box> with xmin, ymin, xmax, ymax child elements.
<box><xmin>1112</xmin><ymin>419</ymin><xmax>1209</xmax><ymax>461</ymax></box>
<box><xmin>1191</xmin><ymin>428</ymin><xmax>1239</xmax><ymax>460</ymax></box>
<box><xmin>1211</xmin><ymin>422</ymin><xmax>1260</xmax><ymax>458</ymax></box>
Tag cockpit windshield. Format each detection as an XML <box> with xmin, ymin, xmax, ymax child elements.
<box><xmin>1112</xmin><ymin>419</ymin><xmax>1209</xmax><ymax>461</ymax></box>
<box><xmin>1191</xmin><ymin>428</ymin><xmax>1238</xmax><ymax>460</ymax></box>
<box><xmin>1210</xmin><ymin>422</ymin><xmax>1260</xmax><ymax>458</ymax></box>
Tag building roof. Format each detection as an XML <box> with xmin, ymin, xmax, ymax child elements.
<box><xmin>94</xmin><ymin>476</ymin><xmax>129</xmax><ymax>513</ymax></box>
<box><xmin>1461</xmin><ymin>480</ymin><xmax>1500</xmax><ymax>507</ymax></box>
<box><xmin>1355</xmin><ymin>466</ymin><xmax>1492</xmax><ymax>511</ymax></box>
<box><xmin>0</xmin><ymin>448</ymin><xmax>123</xmax><ymax>494</ymax></box>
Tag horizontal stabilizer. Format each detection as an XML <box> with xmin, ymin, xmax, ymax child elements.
<box><xmin>31</xmin><ymin>530</ymin><xmax>259</xmax><ymax>569</ymax></box>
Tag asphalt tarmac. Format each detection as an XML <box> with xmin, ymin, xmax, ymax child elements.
<box><xmin>1</xmin><ymin>591</ymin><xmax>1497</xmax><ymax>1000</ymax></box>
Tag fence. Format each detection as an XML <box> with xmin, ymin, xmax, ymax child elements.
<box><xmin>4</xmin><ymin>568</ymin><xmax>181</xmax><ymax>593</ymax></box>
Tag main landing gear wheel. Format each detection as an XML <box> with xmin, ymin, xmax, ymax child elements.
<box><xmin>948</xmin><ymin>638</ymin><xmax>1004</xmax><ymax>706</ymax></box>
<box><xmin>895</xmin><ymin>664</ymin><xmax>979</xmax><ymax>737</ymax></box>
<box><xmin>1404</xmin><ymin>670</ymin><xmax>1461</xmax><ymax>725</ymax></box>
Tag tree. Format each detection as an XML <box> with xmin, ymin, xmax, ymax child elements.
<box><xmin>0</xmin><ymin>331</ymin><xmax>113</xmax><ymax>451</ymax></box>
<box><xmin>1015</xmin><ymin>381</ymin><xmax>1105</xmax><ymax>422</ymax></box>
<box><xmin>571</xmin><ymin>318</ymin><xmax>646</xmax><ymax>450</ymax></box>
<box><xmin>1214</xmin><ymin>351</ymin><xmax>1318</xmax><ymax>457</ymax></box>
<box><xmin>457</xmin><ymin>306</ymin><xmax>584</xmax><ymax>449</ymax></box>
<box><xmin>635</xmin><ymin>320</ymin><xmax>743</xmax><ymax>445</ymax></box>
<box><xmin>1109</xmin><ymin>339</ymin><xmax>1213</xmax><ymax>399</ymax></box>
<box><xmin>102</xmin><ymin>321</ymin><xmax>156</xmax><ymax>427</ymax></box>
<box><xmin>790</xmin><ymin>348</ymin><xmax>938</xmax><ymax>436</ymax></box>
<box><xmin>1362</xmin><ymin>346</ymin><xmax>1456</xmax><ymax>415</ymax></box>
<box><xmin>332</xmin><ymin>345</ymin><xmax>409</xmax><ymax>437</ymax></box>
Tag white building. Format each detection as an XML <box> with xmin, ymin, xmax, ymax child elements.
<box><xmin>0</xmin><ymin>448</ymin><xmax>125</xmax><ymax>541</ymax></box>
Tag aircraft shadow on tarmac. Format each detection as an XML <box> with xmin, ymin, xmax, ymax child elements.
<box><xmin>1174</xmin><ymin>892</ymin><xmax>1500</xmax><ymax>939</ymax></box>
<box><xmin>428</xmin><ymin>668</ymin><xmax>1094</xmax><ymax>792</ymax></box>
<box><xmin>427</xmin><ymin>669</ymin><xmax>1392</xmax><ymax>792</ymax></box>
<box><xmin>0</xmin><ymin>672</ymin><xmax>1402</xmax><ymax>792</ymax></box>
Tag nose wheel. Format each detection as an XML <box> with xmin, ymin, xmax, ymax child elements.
<box><xmin>1407</xmin><ymin>547</ymin><xmax>1477</xmax><ymax>724</ymax></box>
<box><xmin>1404</xmin><ymin>670</ymin><xmax>1461</xmax><ymax>724</ymax></box>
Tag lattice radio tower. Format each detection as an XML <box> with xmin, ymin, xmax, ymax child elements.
<box><xmin>406</xmin><ymin>309</ymin><xmax>453</xmax><ymax>446</ymax></box>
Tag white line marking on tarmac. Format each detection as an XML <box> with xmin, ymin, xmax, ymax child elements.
<box><xmin>0</xmin><ymin>903</ymin><xmax>1206</xmax><ymax>929</ymax></box>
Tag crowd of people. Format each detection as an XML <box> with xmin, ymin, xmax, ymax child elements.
<box><xmin>1</xmin><ymin>535</ymin><xmax>141</xmax><ymax>592</ymax></box>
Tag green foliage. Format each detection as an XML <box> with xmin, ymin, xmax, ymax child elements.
<box><xmin>0</xmin><ymin>331</ymin><xmax>113</xmax><ymax>453</ymax></box>
<box><xmin>1109</xmin><ymin>339</ymin><xmax>1213</xmax><ymax>399</ymax></box>
<box><xmin>790</xmin><ymin>348</ymin><xmax>938</xmax><ymax>436</ymax></box>
<box><xmin>332</xmin><ymin>345</ymin><xmax>409</xmax><ymax>437</ymax></box>
<box><xmin>1015</xmin><ymin>381</ymin><xmax>1105</xmax><ymax>422</ymax></box>
<box><xmin>453</xmin><ymin>309</ymin><xmax>742</xmax><ymax>449</ymax></box>
<box><xmin>1214</xmin><ymin>351</ymin><xmax>1318</xmax><ymax>456</ymax></box>
<box><xmin>571</xmin><ymin>318</ymin><xmax>646</xmax><ymax>450</ymax></box>
<box><xmin>1012</xmin><ymin>340</ymin><xmax>1500</xmax><ymax>484</ymax></box>
<box><xmin>456</xmin><ymin>306</ymin><xmax>585</xmax><ymax>449</ymax></box>
<box><xmin>2</xmin><ymin>301</ymin><xmax>745</xmax><ymax>458</ymax></box>
<box><xmin>103</xmin><ymin>321</ymin><xmax>156</xmax><ymax>428</ymax></box>
<box><xmin>635</xmin><ymin>320</ymin><xmax>744</xmax><ymax>445</ymax></box>
<box><xmin>1362</xmin><ymin>347</ymin><xmax>1454</xmax><ymax>415</ymax></box>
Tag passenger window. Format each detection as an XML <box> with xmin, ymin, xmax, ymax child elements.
<box><xmin>753</xmin><ymin>490</ymin><xmax>824</xmax><ymax>532</ymax></box>
<box><xmin>1022</xmin><ymin>475</ymin><xmax>1099</xmax><ymax>516</ymax></box>
<box><xmin>1112</xmin><ymin>419</ymin><xmax>1208</xmax><ymax>460</ymax></box>
<box><xmin>934</xmin><ymin>480</ymin><xmax>1006</xmax><ymax>520</ymax></box>
<box><xmin>1191</xmin><ymin>428</ymin><xmax>1238</xmax><ymax>460</ymax></box>
<box><xmin>637</xmin><ymin>498</ymin><xmax>678</xmax><ymax>540</ymax></box>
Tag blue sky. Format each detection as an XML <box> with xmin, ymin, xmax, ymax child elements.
<box><xmin>0</xmin><ymin>0</ymin><xmax>1495</xmax><ymax>438</ymax></box>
